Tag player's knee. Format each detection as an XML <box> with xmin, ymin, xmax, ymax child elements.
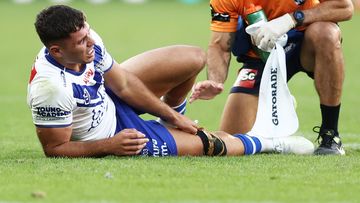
<box><xmin>191</xmin><ymin>47</ymin><xmax>206</xmax><ymax>73</ymax></box>
<box><xmin>194</xmin><ymin>48</ymin><xmax>206</xmax><ymax>72</ymax></box>
<box><xmin>306</xmin><ymin>22</ymin><xmax>341</xmax><ymax>48</ymax></box>
<box><xmin>196</xmin><ymin>129</ymin><xmax>227</xmax><ymax>156</ymax></box>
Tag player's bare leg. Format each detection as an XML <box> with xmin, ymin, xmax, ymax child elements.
<box><xmin>300</xmin><ymin>22</ymin><xmax>345</xmax><ymax>155</ymax></box>
<box><xmin>120</xmin><ymin>45</ymin><xmax>206</xmax><ymax>106</ymax></box>
<box><xmin>219</xmin><ymin>93</ymin><xmax>258</xmax><ymax>134</ymax></box>
<box><xmin>167</xmin><ymin>128</ymin><xmax>314</xmax><ymax>156</ymax></box>
<box><xmin>168</xmin><ymin>128</ymin><xmax>245</xmax><ymax>156</ymax></box>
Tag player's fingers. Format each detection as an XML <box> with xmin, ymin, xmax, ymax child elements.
<box><xmin>190</xmin><ymin>90</ymin><xmax>200</xmax><ymax>99</ymax></box>
<box><xmin>202</xmin><ymin>82</ymin><xmax>214</xmax><ymax>89</ymax></box>
<box><xmin>187</xmin><ymin>118</ymin><xmax>199</xmax><ymax>129</ymax></box>
<box><xmin>135</xmin><ymin>148</ymin><xmax>143</xmax><ymax>155</ymax></box>
<box><xmin>196</xmin><ymin>84</ymin><xmax>212</xmax><ymax>94</ymax></box>
<box><xmin>123</xmin><ymin>132</ymin><xmax>140</xmax><ymax>140</ymax></box>
<box><xmin>216</xmin><ymin>83</ymin><xmax>224</xmax><ymax>90</ymax></box>
<box><xmin>122</xmin><ymin>130</ymin><xmax>146</xmax><ymax>139</ymax></box>
<box><xmin>191</xmin><ymin>123</ymin><xmax>200</xmax><ymax>131</ymax></box>
<box><xmin>190</xmin><ymin>88</ymin><xmax>200</xmax><ymax>95</ymax></box>
<box><xmin>123</xmin><ymin>143</ymin><xmax>147</xmax><ymax>151</ymax></box>
<box><xmin>192</xmin><ymin>82</ymin><xmax>207</xmax><ymax>93</ymax></box>
<box><xmin>124</xmin><ymin>137</ymin><xmax>149</xmax><ymax>146</ymax></box>
<box><xmin>120</xmin><ymin>128</ymin><xmax>141</xmax><ymax>135</ymax></box>
<box><xmin>214</xmin><ymin>84</ymin><xmax>224</xmax><ymax>93</ymax></box>
<box><xmin>189</xmin><ymin>96</ymin><xmax>196</xmax><ymax>104</ymax></box>
<box><xmin>123</xmin><ymin>150</ymin><xmax>141</xmax><ymax>156</ymax></box>
<box><xmin>189</xmin><ymin>90</ymin><xmax>200</xmax><ymax>103</ymax></box>
<box><xmin>121</xmin><ymin>128</ymin><xmax>138</xmax><ymax>132</ymax></box>
<box><xmin>181</xmin><ymin>123</ymin><xmax>198</xmax><ymax>134</ymax></box>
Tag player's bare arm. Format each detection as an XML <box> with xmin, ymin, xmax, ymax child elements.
<box><xmin>298</xmin><ymin>0</ymin><xmax>353</xmax><ymax>25</ymax></box>
<box><xmin>190</xmin><ymin>32</ymin><xmax>235</xmax><ymax>102</ymax></box>
<box><xmin>36</xmin><ymin>127</ymin><xmax>149</xmax><ymax>157</ymax></box>
<box><xmin>104</xmin><ymin>62</ymin><xmax>199</xmax><ymax>134</ymax></box>
<box><xmin>251</xmin><ymin>0</ymin><xmax>353</xmax><ymax>52</ymax></box>
<box><xmin>207</xmin><ymin>31</ymin><xmax>235</xmax><ymax>83</ymax></box>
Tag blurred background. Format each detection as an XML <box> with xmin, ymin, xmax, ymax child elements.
<box><xmin>12</xmin><ymin>0</ymin><xmax>205</xmax><ymax>4</ymax></box>
<box><xmin>9</xmin><ymin>0</ymin><xmax>360</xmax><ymax>8</ymax></box>
<box><xmin>1</xmin><ymin>0</ymin><xmax>359</xmax><ymax>138</ymax></box>
<box><xmin>0</xmin><ymin>1</ymin><xmax>359</xmax><ymax>202</ymax></box>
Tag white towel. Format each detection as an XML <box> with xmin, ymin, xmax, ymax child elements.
<box><xmin>247</xmin><ymin>43</ymin><xmax>299</xmax><ymax>138</ymax></box>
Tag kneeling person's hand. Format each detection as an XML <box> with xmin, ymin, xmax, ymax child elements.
<box><xmin>253</xmin><ymin>14</ymin><xmax>295</xmax><ymax>51</ymax></box>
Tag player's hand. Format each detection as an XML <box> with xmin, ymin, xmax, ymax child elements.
<box><xmin>167</xmin><ymin>112</ymin><xmax>199</xmax><ymax>134</ymax></box>
<box><xmin>253</xmin><ymin>14</ymin><xmax>295</xmax><ymax>51</ymax></box>
<box><xmin>110</xmin><ymin>129</ymin><xmax>149</xmax><ymax>156</ymax></box>
<box><xmin>189</xmin><ymin>80</ymin><xmax>224</xmax><ymax>103</ymax></box>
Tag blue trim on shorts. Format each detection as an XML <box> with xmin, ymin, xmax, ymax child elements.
<box><xmin>106</xmin><ymin>88</ymin><xmax>178</xmax><ymax>156</ymax></box>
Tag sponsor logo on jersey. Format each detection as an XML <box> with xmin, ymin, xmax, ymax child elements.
<box><xmin>72</xmin><ymin>77</ymin><xmax>103</xmax><ymax>107</ymax></box>
<box><xmin>35</xmin><ymin>106</ymin><xmax>71</xmax><ymax>121</ymax></box>
<box><xmin>294</xmin><ymin>0</ymin><xmax>305</xmax><ymax>5</ymax></box>
<box><xmin>210</xmin><ymin>4</ymin><xmax>230</xmax><ymax>22</ymax></box>
<box><xmin>234</xmin><ymin>68</ymin><xmax>257</xmax><ymax>88</ymax></box>
<box><xmin>83</xmin><ymin>68</ymin><xmax>94</xmax><ymax>84</ymax></box>
<box><xmin>83</xmin><ymin>88</ymin><xmax>91</xmax><ymax>105</ymax></box>
<box><xmin>88</xmin><ymin>100</ymin><xmax>108</xmax><ymax>132</ymax></box>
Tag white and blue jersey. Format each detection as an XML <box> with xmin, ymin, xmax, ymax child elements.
<box><xmin>27</xmin><ymin>30</ymin><xmax>177</xmax><ymax>156</ymax></box>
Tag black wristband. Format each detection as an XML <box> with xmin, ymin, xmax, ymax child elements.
<box><xmin>293</xmin><ymin>10</ymin><xmax>305</xmax><ymax>26</ymax></box>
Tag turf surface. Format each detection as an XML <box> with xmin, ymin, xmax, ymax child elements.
<box><xmin>0</xmin><ymin>1</ymin><xmax>359</xmax><ymax>202</ymax></box>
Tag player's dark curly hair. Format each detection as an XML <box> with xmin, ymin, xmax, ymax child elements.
<box><xmin>35</xmin><ymin>5</ymin><xmax>86</xmax><ymax>47</ymax></box>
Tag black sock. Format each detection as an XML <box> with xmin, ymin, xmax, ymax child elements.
<box><xmin>320</xmin><ymin>104</ymin><xmax>340</xmax><ymax>134</ymax></box>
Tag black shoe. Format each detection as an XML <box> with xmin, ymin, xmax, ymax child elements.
<box><xmin>313</xmin><ymin>127</ymin><xmax>345</xmax><ymax>155</ymax></box>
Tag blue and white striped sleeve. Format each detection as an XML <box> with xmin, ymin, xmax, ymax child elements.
<box><xmin>91</xmin><ymin>29</ymin><xmax>114</xmax><ymax>73</ymax></box>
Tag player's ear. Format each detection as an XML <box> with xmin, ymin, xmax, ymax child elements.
<box><xmin>48</xmin><ymin>44</ymin><xmax>62</xmax><ymax>58</ymax></box>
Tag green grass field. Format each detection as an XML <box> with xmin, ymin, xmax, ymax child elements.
<box><xmin>1</xmin><ymin>1</ymin><xmax>360</xmax><ymax>202</ymax></box>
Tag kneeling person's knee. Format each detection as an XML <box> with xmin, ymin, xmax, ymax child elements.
<box><xmin>306</xmin><ymin>22</ymin><xmax>342</xmax><ymax>47</ymax></box>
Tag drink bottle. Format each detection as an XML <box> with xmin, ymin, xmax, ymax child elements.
<box><xmin>244</xmin><ymin>4</ymin><xmax>270</xmax><ymax>61</ymax></box>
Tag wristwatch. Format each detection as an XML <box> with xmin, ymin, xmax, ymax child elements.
<box><xmin>293</xmin><ymin>10</ymin><xmax>305</xmax><ymax>27</ymax></box>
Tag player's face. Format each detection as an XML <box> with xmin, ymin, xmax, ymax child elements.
<box><xmin>60</xmin><ymin>22</ymin><xmax>95</xmax><ymax>67</ymax></box>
